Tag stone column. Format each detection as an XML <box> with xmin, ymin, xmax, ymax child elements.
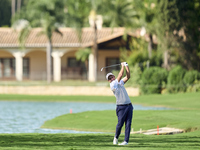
<box><xmin>88</xmin><ymin>53</ymin><xmax>95</xmax><ymax>82</ymax></box>
<box><xmin>52</xmin><ymin>51</ymin><xmax>64</xmax><ymax>82</ymax></box>
<box><xmin>13</xmin><ymin>51</ymin><xmax>25</xmax><ymax>81</ymax></box>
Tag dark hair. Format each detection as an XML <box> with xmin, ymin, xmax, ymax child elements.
<box><xmin>108</xmin><ymin>75</ymin><xmax>114</xmax><ymax>80</ymax></box>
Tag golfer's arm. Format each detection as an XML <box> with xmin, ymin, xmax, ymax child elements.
<box><xmin>122</xmin><ymin>66</ymin><xmax>130</xmax><ymax>83</ymax></box>
<box><xmin>117</xmin><ymin>65</ymin><xmax>124</xmax><ymax>82</ymax></box>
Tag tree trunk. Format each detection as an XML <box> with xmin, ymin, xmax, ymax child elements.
<box><xmin>47</xmin><ymin>39</ymin><xmax>52</xmax><ymax>83</ymax></box>
<box><xmin>163</xmin><ymin>50</ymin><xmax>169</xmax><ymax>70</ymax></box>
<box><xmin>17</xmin><ymin>0</ymin><xmax>21</xmax><ymax>12</ymax></box>
<box><xmin>148</xmin><ymin>34</ymin><xmax>153</xmax><ymax>59</ymax></box>
<box><xmin>12</xmin><ymin>0</ymin><xmax>15</xmax><ymax>17</ymax></box>
<box><xmin>92</xmin><ymin>20</ymin><xmax>98</xmax><ymax>81</ymax></box>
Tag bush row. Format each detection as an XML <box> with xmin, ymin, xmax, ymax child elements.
<box><xmin>129</xmin><ymin>65</ymin><xmax>200</xmax><ymax>94</ymax></box>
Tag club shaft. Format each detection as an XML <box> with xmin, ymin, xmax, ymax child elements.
<box><xmin>103</xmin><ymin>64</ymin><xmax>121</xmax><ymax>69</ymax></box>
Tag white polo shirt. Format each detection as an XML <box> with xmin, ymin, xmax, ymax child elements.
<box><xmin>110</xmin><ymin>79</ymin><xmax>131</xmax><ymax>105</ymax></box>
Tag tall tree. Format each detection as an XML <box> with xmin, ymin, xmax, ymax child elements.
<box><xmin>155</xmin><ymin>0</ymin><xmax>180</xmax><ymax>70</ymax></box>
<box><xmin>13</xmin><ymin>0</ymin><xmax>65</xmax><ymax>83</ymax></box>
<box><xmin>176</xmin><ymin>0</ymin><xmax>200</xmax><ymax>70</ymax></box>
<box><xmin>133</xmin><ymin>0</ymin><xmax>157</xmax><ymax>59</ymax></box>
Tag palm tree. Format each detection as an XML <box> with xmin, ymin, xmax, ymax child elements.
<box><xmin>103</xmin><ymin>0</ymin><xmax>138</xmax><ymax>28</ymax></box>
<box><xmin>13</xmin><ymin>0</ymin><xmax>65</xmax><ymax>83</ymax></box>
<box><xmin>88</xmin><ymin>9</ymin><xmax>98</xmax><ymax>81</ymax></box>
<box><xmin>87</xmin><ymin>0</ymin><xmax>138</xmax><ymax>81</ymax></box>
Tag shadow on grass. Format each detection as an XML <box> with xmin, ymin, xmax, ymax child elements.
<box><xmin>0</xmin><ymin>134</ymin><xmax>200</xmax><ymax>149</ymax></box>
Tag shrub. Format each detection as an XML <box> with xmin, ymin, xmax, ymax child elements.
<box><xmin>184</xmin><ymin>70</ymin><xmax>200</xmax><ymax>92</ymax></box>
<box><xmin>141</xmin><ymin>67</ymin><xmax>168</xmax><ymax>94</ymax></box>
<box><xmin>167</xmin><ymin>66</ymin><xmax>186</xmax><ymax>93</ymax></box>
<box><xmin>183</xmin><ymin>70</ymin><xmax>200</xmax><ymax>85</ymax></box>
<box><xmin>186</xmin><ymin>80</ymin><xmax>200</xmax><ymax>92</ymax></box>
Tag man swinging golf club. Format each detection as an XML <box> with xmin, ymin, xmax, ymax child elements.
<box><xmin>106</xmin><ymin>62</ymin><xmax>133</xmax><ymax>146</ymax></box>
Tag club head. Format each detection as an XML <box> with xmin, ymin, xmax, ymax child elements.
<box><xmin>101</xmin><ymin>68</ymin><xmax>104</xmax><ymax>71</ymax></box>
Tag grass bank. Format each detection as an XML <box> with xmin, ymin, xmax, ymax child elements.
<box><xmin>0</xmin><ymin>132</ymin><xmax>200</xmax><ymax>150</ymax></box>
<box><xmin>1</xmin><ymin>92</ymin><xmax>200</xmax><ymax>109</ymax></box>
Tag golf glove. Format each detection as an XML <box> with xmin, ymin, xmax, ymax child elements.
<box><xmin>123</xmin><ymin>62</ymin><xmax>128</xmax><ymax>66</ymax></box>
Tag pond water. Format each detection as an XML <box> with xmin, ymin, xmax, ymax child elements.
<box><xmin>0</xmin><ymin>101</ymin><xmax>170</xmax><ymax>134</ymax></box>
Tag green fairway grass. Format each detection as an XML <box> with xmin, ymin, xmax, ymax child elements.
<box><xmin>42</xmin><ymin>110</ymin><xmax>200</xmax><ymax>133</ymax></box>
<box><xmin>0</xmin><ymin>132</ymin><xmax>200</xmax><ymax>150</ymax></box>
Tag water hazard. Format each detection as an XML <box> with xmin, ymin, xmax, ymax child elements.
<box><xmin>0</xmin><ymin>101</ymin><xmax>170</xmax><ymax>134</ymax></box>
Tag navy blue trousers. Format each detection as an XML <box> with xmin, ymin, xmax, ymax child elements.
<box><xmin>115</xmin><ymin>104</ymin><xmax>133</xmax><ymax>143</ymax></box>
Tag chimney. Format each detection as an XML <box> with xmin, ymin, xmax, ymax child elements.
<box><xmin>89</xmin><ymin>15</ymin><xmax>103</xmax><ymax>30</ymax></box>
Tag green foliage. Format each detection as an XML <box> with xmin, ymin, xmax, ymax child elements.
<box><xmin>183</xmin><ymin>70</ymin><xmax>200</xmax><ymax>92</ymax></box>
<box><xmin>183</xmin><ymin>70</ymin><xmax>200</xmax><ymax>85</ymax></box>
<box><xmin>156</xmin><ymin>0</ymin><xmax>180</xmax><ymax>50</ymax></box>
<box><xmin>132</xmin><ymin>0</ymin><xmax>157</xmax><ymax>33</ymax></box>
<box><xmin>65</xmin><ymin>0</ymin><xmax>91</xmax><ymax>29</ymax></box>
<box><xmin>103</xmin><ymin>0</ymin><xmax>139</xmax><ymax>28</ymax></box>
<box><xmin>127</xmin><ymin>50</ymin><xmax>148</xmax><ymax>66</ymax></box>
<box><xmin>13</xmin><ymin>0</ymin><xmax>65</xmax><ymax>43</ymax></box>
<box><xmin>141</xmin><ymin>67</ymin><xmax>168</xmax><ymax>94</ymax></box>
<box><xmin>75</xmin><ymin>48</ymin><xmax>91</xmax><ymax>63</ymax></box>
<box><xmin>176</xmin><ymin>0</ymin><xmax>200</xmax><ymax>70</ymax></box>
<box><xmin>0</xmin><ymin>0</ymin><xmax>11</xmax><ymax>27</ymax></box>
<box><xmin>167</xmin><ymin>66</ymin><xmax>186</xmax><ymax>93</ymax></box>
<box><xmin>149</xmin><ymin>51</ymin><xmax>163</xmax><ymax>67</ymax></box>
<box><xmin>121</xmin><ymin>37</ymin><xmax>148</xmax><ymax>67</ymax></box>
<box><xmin>186</xmin><ymin>80</ymin><xmax>200</xmax><ymax>93</ymax></box>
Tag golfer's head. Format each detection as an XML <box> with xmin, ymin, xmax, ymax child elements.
<box><xmin>106</xmin><ymin>73</ymin><xmax>115</xmax><ymax>82</ymax></box>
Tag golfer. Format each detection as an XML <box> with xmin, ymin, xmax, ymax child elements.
<box><xmin>106</xmin><ymin>62</ymin><xmax>133</xmax><ymax>146</ymax></box>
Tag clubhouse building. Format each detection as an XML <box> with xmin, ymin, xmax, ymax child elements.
<box><xmin>0</xmin><ymin>27</ymin><xmax>150</xmax><ymax>82</ymax></box>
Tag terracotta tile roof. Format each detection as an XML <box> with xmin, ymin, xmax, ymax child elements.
<box><xmin>0</xmin><ymin>27</ymin><xmax>155</xmax><ymax>48</ymax></box>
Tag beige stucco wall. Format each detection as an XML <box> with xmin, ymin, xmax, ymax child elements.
<box><xmin>98</xmin><ymin>49</ymin><xmax>120</xmax><ymax>80</ymax></box>
<box><xmin>25</xmin><ymin>50</ymin><xmax>46</xmax><ymax>80</ymax></box>
<box><xmin>61</xmin><ymin>50</ymin><xmax>77</xmax><ymax>68</ymax></box>
<box><xmin>0</xmin><ymin>50</ymin><xmax>14</xmax><ymax>57</ymax></box>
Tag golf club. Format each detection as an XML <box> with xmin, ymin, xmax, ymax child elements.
<box><xmin>100</xmin><ymin>64</ymin><xmax>121</xmax><ymax>71</ymax></box>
